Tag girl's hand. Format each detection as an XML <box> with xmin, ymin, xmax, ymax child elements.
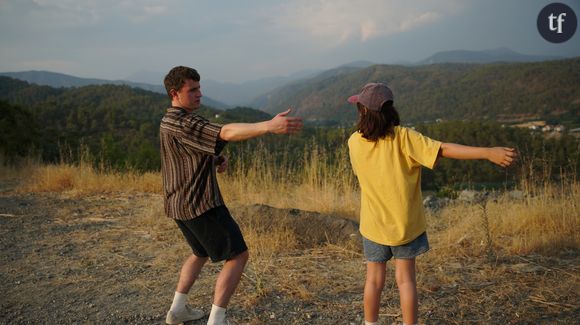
<box><xmin>488</xmin><ymin>147</ymin><xmax>517</xmax><ymax>168</ymax></box>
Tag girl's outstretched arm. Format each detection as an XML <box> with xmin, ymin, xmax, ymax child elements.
<box><xmin>439</xmin><ymin>143</ymin><xmax>517</xmax><ymax>168</ymax></box>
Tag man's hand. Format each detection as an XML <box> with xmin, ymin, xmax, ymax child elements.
<box><xmin>219</xmin><ymin>108</ymin><xmax>303</xmax><ymax>141</ymax></box>
<box><xmin>215</xmin><ymin>155</ymin><xmax>228</xmax><ymax>173</ymax></box>
<box><xmin>267</xmin><ymin>109</ymin><xmax>303</xmax><ymax>135</ymax></box>
<box><xmin>487</xmin><ymin>147</ymin><xmax>517</xmax><ymax>168</ymax></box>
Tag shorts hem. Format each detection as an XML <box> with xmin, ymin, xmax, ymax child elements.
<box><xmin>393</xmin><ymin>246</ymin><xmax>430</xmax><ymax>259</ymax></box>
<box><xmin>363</xmin><ymin>232</ymin><xmax>429</xmax><ymax>262</ymax></box>
<box><xmin>209</xmin><ymin>246</ymin><xmax>248</xmax><ymax>263</ymax></box>
<box><xmin>191</xmin><ymin>250</ymin><xmax>209</xmax><ymax>259</ymax></box>
<box><xmin>366</xmin><ymin>257</ymin><xmax>391</xmax><ymax>263</ymax></box>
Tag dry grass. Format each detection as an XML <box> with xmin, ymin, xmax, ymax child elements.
<box><xmin>237</xmin><ymin>213</ymin><xmax>299</xmax><ymax>257</ymax></box>
<box><xmin>2</xmin><ymin>155</ymin><xmax>578</xmax><ymax>324</ymax></box>
<box><xmin>12</xmin><ymin>144</ymin><xmax>359</xmax><ymax>217</ymax></box>
<box><xmin>430</xmin><ymin>183</ymin><xmax>579</xmax><ymax>260</ymax></box>
<box><xmin>16</xmin><ymin>161</ymin><xmax>161</xmax><ymax>195</ymax></box>
<box><xmin>5</xmin><ymin>149</ymin><xmax>579</xmax><ymax>259</ymax></box>
<box><xmin>219</xmin><ymin>144</ymin><xmax>359</xmax><ymax>219</ymax></box>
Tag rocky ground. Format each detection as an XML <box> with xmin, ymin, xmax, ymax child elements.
<box><xmin>0</xmin><ymin>180</ymin><xmax>578</xmax><ymax>324</ymax></box>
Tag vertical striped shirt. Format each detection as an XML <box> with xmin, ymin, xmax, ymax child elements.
<box><xmin>160</xmin><ymin>107</ymin><xmax>228</xmax><ymax>220</ymax></box>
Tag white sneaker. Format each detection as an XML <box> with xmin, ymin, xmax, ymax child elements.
<box><xmin>165</xmin><ymin>304</ymin><xmax>204</xmax><ymax>324</ymax></box>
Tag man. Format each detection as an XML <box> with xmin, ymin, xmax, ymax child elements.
<box><xmin>160</xmin><ymin>66</ymin><xmax>302</xmax><ymax>325</ymax></box>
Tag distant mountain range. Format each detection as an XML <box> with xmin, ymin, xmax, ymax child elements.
<box><xmin>123</xmin><ymin>68</ymin><xmax>321</xmax><ymax>107</ymax></box>
<box><xmin>0</xmin><ymin>70</ymin><xmax>229</xmax><ymax>109</ymax></box>
<box><xmin>417</xmin><ymin>47</ymin><xmax>562</xmax><ymax>65</ymax></box>
<box><xmin>0</xmin><ymin>47</ymin><xmax>570</xmax><ymax>111</ymax></box>
<box><xmin>202</xmin><ymin>72</ymin><xmax>313</xmax><ymax>107</ymax></box>
<box><xmin>201</xmin><ymin>48</ymin><xmax>561</xmax><ymax>106</ymax></box>
<box><xmin>254</xmin><ymin>57</ymin><xmax>580</xmax><ymax>125</ymax></box>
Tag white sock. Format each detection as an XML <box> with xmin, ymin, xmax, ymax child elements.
<box><xmin>365</xmin><ymin>321</ymin><xmax>377</xmax><ymax>325</ymax></box>
<box><xmin>207</xmin><ymin>304</ymin><xmax>226</xmax><ymax>325</ymax></box>
<box><xmin>170</xmin><ymin>291</ymin><xmax>188</xmax><ymax>312</ymax></box>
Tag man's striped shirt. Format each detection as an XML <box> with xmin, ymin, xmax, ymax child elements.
<box><xmin>159</xmin><ymin>107</ymin><xmax>227</xmax><ymax>220</ymax></box>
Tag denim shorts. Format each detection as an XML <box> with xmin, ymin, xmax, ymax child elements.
<box><xmin>363</xmin><ymin>232</ymin><xmax>429</xmax><ymax>262</ymax></box>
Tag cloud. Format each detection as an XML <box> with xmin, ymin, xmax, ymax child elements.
<box><xmin>18</xmin><ymin>0</ymin><xmax>171</xmax><ymax>26</ymax></box>
<box><xmin>144</xmin><ymin>5</ymin><xmax>166</xmax><ymax>15</ymax></box>
<box><xmin>399</xmin><ymin>11</ymin><xmax>441</xmax><ymax>32</ymax></box>
<box><xmin>118</xmin><ymin>0</ymin><xmax>170</xmax><ymax>23</ymax></box>
<box><xmin>360</xmin><ymin>21</ymin><xmax>378</xmax><ymax>42</ymax></box>
<box><xmin>266</xmin><ymin>0</ymin><xmax>461</xmax><ymax>47</ymax></box>
<box><xmin>30</xmin><ymin>0</ymin><xmax>100</xmax><ymax>25</ymax></box>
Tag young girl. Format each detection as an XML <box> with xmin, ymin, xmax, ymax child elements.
<box><xmin>346</xmin><ymin>83</ymin><xmax>517</xmax><ymax>325</ymax></box>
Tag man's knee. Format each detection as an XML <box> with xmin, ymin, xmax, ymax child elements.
<box><xmin>230</xmin><ymin>250</ymin><xmax>249</xmax><ymax>264</ymax></box>
<box><xmin>190</xmin><ymin>254</ymin><xmax>209</xmax><ymax>262</ymax></box>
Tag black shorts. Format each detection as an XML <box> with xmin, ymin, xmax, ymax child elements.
<box><xmin>174</xmin><ymin>205</ymin><xmax>248</xmax><ymax>262</ymax></box>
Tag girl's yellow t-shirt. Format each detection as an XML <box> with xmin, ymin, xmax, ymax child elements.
<box><xmin>348</xmin><ymin>126</ymin><xmax>442</xmax><ymax>246</ymax></box>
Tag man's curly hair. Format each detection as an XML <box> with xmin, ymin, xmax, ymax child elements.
<box><xmin>163</xmin><ymin>66</ymin><xmax>200</xmax><ymax>98</ymax></box>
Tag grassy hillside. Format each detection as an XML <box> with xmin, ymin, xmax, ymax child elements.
<box><xmin>2</xmin><ymin>76</ymin><xmax>578</xmax><ymax>190</ymax></box>
<box><xmin>256</xmin><ymin>58</ymin><xmax>580</xmax><ymax>126</ymax></box>
<box><xmin>0</xmin><ymin>77</ymin><xmax>269</xmax><ymax>169</ymax></box>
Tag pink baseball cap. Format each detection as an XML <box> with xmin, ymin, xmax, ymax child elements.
<box><xmin>347</xmin><ymin>83</ymin><xmax>394</xmax><ymax>111</ymax></box>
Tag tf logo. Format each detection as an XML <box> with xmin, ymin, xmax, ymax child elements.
<box><xmin>537</xmin><ymin>2</ymin><xmax>577</xmax><ymax>43</ymax></box>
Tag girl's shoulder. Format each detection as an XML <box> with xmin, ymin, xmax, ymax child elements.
<box><xmin>394</xmin><ymin>125</ymin><xmax>412</xmax><ymax>133</ymax></box>
<box><xmin>348</xmin><ymin>131</ymin><xmax>366</xmax><ymax>147</ymax></box>
<box><xmin>395</xmin><ymin>126</ymin><xmax>425</xmax><ymax>138</ymax></box>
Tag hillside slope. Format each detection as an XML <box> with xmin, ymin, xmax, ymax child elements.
<box><xmin>256</xmin><ymin>58</ymin><xmax>580</xmax><ymax>125</ymax></box>
<box><xmin>0</xmin><ymin>70</ymin><xmax>229</xmax><ymax>109</ymax></box>
<box><xmin>0</xmin><ymin>77</ymin><xmax>270</xmax><ymax>168</ymax></box>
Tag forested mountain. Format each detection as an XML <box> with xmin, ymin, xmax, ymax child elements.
<box><xmin>0</xmin><ymin>70</ymin><xmax>229</xmax><ymax>109</ymax></box>
<box><xmin>0</xmin><ymin>77</ymin><xmax>269</xmax><ymax>169</ymax></box>
<box><xmin>417</xmin><ymin>47</ymin><xmax>562</xmax><ymax>65</ymax></box>
<box><xmin>1</xmin><ymin>75</ymin><xmax>577</xmax><ymax>189</ymax></box>
<box><xmin>255</xmin><ymin>58</ymin><xmax>580</xmax><ymax>126</ymax></box>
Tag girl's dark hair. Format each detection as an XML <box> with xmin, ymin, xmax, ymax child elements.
<box><xmin>356</xmin><ymin>100</ymin><xmax>400</xmax><ymax>141</ymax></box>
<box><xmin>163</xmin><ymin>66</ymin><xmax>200</xmax><ymax>98</ymax></box>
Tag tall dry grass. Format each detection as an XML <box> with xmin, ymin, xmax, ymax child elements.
<box><xmin>13</xmin><ymin>159</ymin><xmax>161</xmax><ymax>195</ymax></box>
<box><xmin>5</xmin><ymin>145</ymin><xmax>578</xmax><ymax>258</ymax></box>
<box><xmin>219</xmin><ymin>142</ymin><xmax>359</xmax><ymax>218</ymax></box>
<box><xmin>432</xmin><ymin>158</ymin><xmax>579</xmax><ymax>258</ymax></box>
<box><xmin>431</xmin><ymin>184</ymin><xmax>579</xmax><ymax>258</ymax></box>
<box><xmin>8</xmin><ymin>143</ymin><xmax>359</xmax><ymax>216</ymax></box>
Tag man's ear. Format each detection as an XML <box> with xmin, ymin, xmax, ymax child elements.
<box><xmin>169</xmin><ymin>88</ymin><xmax>178</xmax><ymax>99</ymax></box>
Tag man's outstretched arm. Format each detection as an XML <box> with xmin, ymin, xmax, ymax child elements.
<box><xmin>219</xmin><ymin>109</ymin><xmax>303</xmax><ymax>142</ymax></box>
<box><xmin>439</xmin><ymin>143</ymin><xmax>517</xmax><ymax>168</ymax></box>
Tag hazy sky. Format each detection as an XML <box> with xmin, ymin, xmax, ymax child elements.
<box><xmin>1</xmin><ymin>0</ymin><xmax>579</xmax><ymax>83</ymax></box>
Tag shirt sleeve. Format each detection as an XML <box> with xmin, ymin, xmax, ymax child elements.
<box><xmin>402</xmin><ymin>128</ymin><xmax>442</xmax><ymax>170</ymax></box>
<box><xmin>179</xmin><ymin>114</ymin><xmax>227</xmax><ymax>155</ymax></box>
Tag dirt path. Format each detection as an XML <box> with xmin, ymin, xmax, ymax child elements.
<box><xmin>0</xmin><ymin>183</ymin><xmax>364</xmax><ymax>325</ymax></box>
<box><xmin>0</xmin><ymin>182</ymin><xmax>578</xmax><ymax>324</ymax></box>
